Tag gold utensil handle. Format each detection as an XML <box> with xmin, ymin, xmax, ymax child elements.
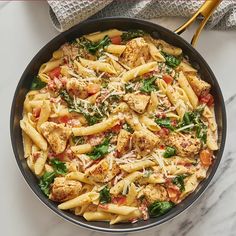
<box><xmin>175</xmin><ymin>0</ymin><xmax>222</xmax><ymax>46</ymax></box>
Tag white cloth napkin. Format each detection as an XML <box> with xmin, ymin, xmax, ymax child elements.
<box><xmin>48</xmin><ymin>0</ymin><xmax>236</xmax><ymax>32</ymax></box>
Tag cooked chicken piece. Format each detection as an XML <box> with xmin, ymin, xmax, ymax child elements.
<box><xmin>187</xmin><ymin>75</ymin><xmax>211</xmax><ymax>97</ymax></box>
<box><xmin>140</xmin><ymin>184</ymin><xmax>168</xmax><ymax>204</ymax></box>
<box><xmin>132</xmin><ymin>130</ymin><xmax>159</xmax><ymax>156</ymax></box>
<box><xmin>165</xmin><ymin>132</ymin><xmax>201</xmax><ymax>157</ymax></box>
<box><xmin>143</xmin><ymin>36</ymin><xmax>182</xmax><ymax>56</ymax></box>
<box><xmin>85</xmin><ymin>156</ymin><xmax>120</xmax><ymax>183</ymax></box>
<box><xmin>66</xmin><ymin>77</ymin><xmax>88</xmax><ymax>99</ymax></box>
<box><xmin>41</xmin><ymin>122</ymin><xmax>71</xmax><ymax>154</ymax></box>
<box><xmin>121</xmin><ymin>37</ymin><xmax>150</xmax><ymax>68</ymax></box>
<box><xmin>117</xmin><ymin>129</ymin><xmax>132</xmax><ymax>156</ymax></box>
<box><xmin>123</xmin><ymin>93</ymin><xmax>150</xmax><ymax>114</ymax></box>
<box><xmin>49</xmin><ymin>177</ymin><xmax>82</xmax><ymax>202</ymax></box>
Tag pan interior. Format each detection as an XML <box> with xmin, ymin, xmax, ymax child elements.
<box><xmin>10</xmin><ymin>17</ymin><xmax>226</xmax><ymax>233</ymax></box>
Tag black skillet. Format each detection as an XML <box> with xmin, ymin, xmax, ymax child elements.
<box><xmin>10</xmin><ymin>1</ymin><xmax>226</xmax><ymax>233</ymax></box>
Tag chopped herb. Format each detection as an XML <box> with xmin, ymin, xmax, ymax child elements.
<box><xmin>50</xmin><ymin>159</ymin><xmax>67</xmax><ymax>175</ymax></box>
<box><xmin>172</xmin><ymin>174</ymin><xmax>188</xmax><ymax>192</ymax></box>
<box><xmin>30</xmin><ymin>76</ymin><xmax>47</xmax><ymax>90</ymax></box>
<box><xmin>123</xmin><ymin>122</ymin><xmax>134</xmax><ymax>133</ymax></box>
<box><xmin>148</xmin><ymin>201</ymin><xmax>174</xmax><ymax>217</ymax></box>
<box><xmin>163</xmin><ymin>146</ymin><xmax>176</xmax><ymax>158</ymax></box>
<box><xmin>39</xmin><ymin>172</ymin><xmax>55</xmax><ymax>197</ymax></box>
<box><xmin>99</xmin><ymin>186</ymin><xmax>111</xmax><ymax>204</ymax></box>
<box><xmin>80</xmin><ymin>35</ymin><xmax>111</xmax><ymax>54</ymax></box>
<box><xmin>87</xmin><ymin>137</ymin><xmax>111</xmax><ymax>160</ymax></box>
<box><xmin>155</xmin><ymin>118</ymin><xmax>174</xmax><ymax>131</ymax></box>
<box><xmin>121</xmin><ymin>29</ymin><xmax>145</xmax><ymax>41</ymax></box>
<box><xmin>140</xmin><ymin>77</ymin><xmax>158</xmax><ymax>94</ymax></box>
<box><xmin>72</xmin><ymin>135</ymin><xmax>85</xmax><ymax>145</ymax></box>
<box><xmin>162</xmin><ymin>52</ymin><xmax>181</xmax><ymax>68</ymax></box>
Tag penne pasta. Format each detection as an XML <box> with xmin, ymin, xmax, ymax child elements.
<box><xmin>66</xmin><ymin>171</ymin><xmax>93</xmax><ymax>184</ymax></box>
<box><xmin>177</xmin><ymin>71</ymin><xmax>198</xmax><ymax>109</ymax></box>
<box><xmin>79</xmin><ymin>57</ymin><xmax>117</xmax><ymax>75</ymax></box>
<box><xmin>120</xmin><ymin>160</ymin><xmax>155</xmax><ymax>173</ymax></box>
<box><xmin>84</xmin><ymin>29</ymin><xmax>122</xmax><ymax>42</ymax></box>
<box><xmin>106</xmin><ymin>44</ymin><xmax>126</xmax><ymax>55</ymax></box>
<box><xmin>20</xmin><ymin>119</ymin><xmax>47</xmax><ymax>151</ymax></box>
<box><xmin>71</xmin><ymin>144</ymin><xmax>93</xmax><ymax>154</ymax></box>
<box><xmin>39</xmin><ymin>58</ymin><xmax>63</xmax><ymax>73</ymax></box>
<box><xmin>110</xmin><ymin>172</ymin><xmax>142</xmax><ymax>196</ymax></box>
<box><xmin>83</xmin><ymin>211</ymin><xmax>112</xmax><ymax>221</ymax></box>
<box><xmin>58</xmin><ymin>192</ymin><xmax>99</xmax><ymax>210</ymax></box>
<box><xmin>98</xmin><ymin>204</ymin><xmax>137</xmax><ymax>216</ymax></box>
<box><xmin>121</xmin><ymin>62</ymin><xmax>157</xmax><ymax>82</ymax></box>
<box><xmin>72</xmin><ymin>116</ymin><xmax>119</xmax><ymax>136</ymax></box>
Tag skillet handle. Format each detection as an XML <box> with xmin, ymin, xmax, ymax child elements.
<box><xmin>174</xmin><ymin>0</ymin><xmax>222</xmax><ymax>46</ymax></box>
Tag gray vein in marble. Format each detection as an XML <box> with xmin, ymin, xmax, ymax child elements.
<box><xmin>225</xmin><ymin>93</ymin><xmax>236</xmax><ymax>105</ymax></box>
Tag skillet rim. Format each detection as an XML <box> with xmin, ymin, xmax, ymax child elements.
<box><xmin>10</xmin><ymin>17</ymin><xmax>227</xmax><ymax>233</ymax></box>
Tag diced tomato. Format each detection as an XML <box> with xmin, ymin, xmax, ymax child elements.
<box><xmin>112</xmin><ymin>196</ymin><xmax>126</xmax><ymax>205</ymax></box>
<box><xmin>86</xmin><ymin>83</ymin><xmax>101</xmax><ymax>94</ymax></box>
<box><xmin>110</xmin><ymin>35</ymin><xmax>122</xmax><ymax>45</ymax></box>
<box><xmin>32</xmin><ymin>107</ymin><xmax>41</xmax><ymax>118</ymax></box>
<box><xmin>200</xmin><ymin>149</ymin><xmax>213</xmax><ymax>167</ymax></box>
<box><xmin>111</xmin><ymin>124</ymin><xmax>122</xmax><ymax>133</ymax></box>
<box><xmin>98</xmin><ymin>204</ymin><xmax>109</xmax><ymax>210</ymax></box>
<box><xmin>167</xmin><ymin>187</ymin><xmax>180</xmax><ymax>203</ymax></box>
<box><xmin>157</xmin><ymin>127</ymin><xmax>170</xmax><ymax>137</ymax></box>
<box><xmin>162</xmin><ymin>74</ymin><xmax>174</xmax><ymax>84</ymax></box>
<box><xmin>200</xmin><ymin>93</ymin><xmax>214</xmax><ymax>106</ymax></box>
<box><xmin>171</xmin><ymin>119</ymin><xmax>177</xmax><ymax>127</ymax></box>
<box><xmin>156</xmin><ymin>113</ymin><xmax>166</xmax><ymax>119</ymax></box>
<box><xmin>159</xmin><ymin>144</ymin><xmax>165</xmax><ymax>149</ymax></box>
<box><xmin>49</xmin><ymin>67</ymin><xmax>61</xmax><ymax>79</ymax></box>
<box><xmin>58</xmin><ymin>115</ymin><xmax>70</xmax><ymax>124</ymax></box>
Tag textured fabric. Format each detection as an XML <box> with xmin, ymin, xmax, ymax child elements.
<box><xmin>48</xmin><ymin>0</ymin><xmax>236</xmax><ymax>32</ymax></box>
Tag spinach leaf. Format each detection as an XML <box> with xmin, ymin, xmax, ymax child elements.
<box><xmin>83</xmin><ymin>113</ymin><xmax>103</xmax><ymax>125</ymax></box>
<box><xmin>88</xmin><ymin>137</ymin><xmax>111</xmax><ymax>160</ymax></box>
<box><xmin>125</xmin><ymin>83</ymin><xmax>135</xmax><ymax>93</ymax></box>
<box><xmin>80</xmin><ymin>36</ymin><xmax>111</xmax><ymax>54</ymax></box>
<box><xmin>172</xmin><ymin>174</ymin><xmax>187</xmax><ymax>192</ymax></box>
<box><xmin>162</xmin><ymin>52</ymin><xmax>181</xmax><ymax>68</ymax></box>
<box><xmin>140</xmin><ymin>77</ymin><xmax>158</xmax><ymax>94</ymax></box>
<box><xmin>155</xmin><ymin>118</ymin><xmax>174</xmax><ymax>131</ymax></box>
<box><xmin>121</xmin><ymin>30</ymin><xmax>145</xmax><ymax>41</ymax></box>
<box><xmin>72</xmin><ymin>135</ymin><xmax>85</xmax><ymax>145</ymax></box>
<box><xmin>31</xmin><ymin>76</ymin><xmax>47</xmax><ymax>90</ymax></box>
<box><xmin>177</xmin><ymin>107</ymin><xmax>207</xmax><ymax>143</ymax></box>
<box><xmin>163</xmin><ymin>146</ymin><xmax>176</xmax><ymax>158</ymax></box>
<box><xmin>39</xmin><ymin>172</ymin><xmax>55</xmax><ymax>197</ymax></box>
<box><xmin>39</xmin><ymin>159</ymin><xmax>67</xmax><ymax>196</ymax></box>
<box><xmin>99</xmin><ymin>186</ymin><xmax>111</xmax><ymax>204</ymax></box>
<box><xmin>123</xmin><ymin>122</ymin><xmax>134</xmax><ymax>133</ymax></box>
<box><xmin>60</xmin><ymin>89</ymin><xmax>104</xmax><ymax>125</ymax></box>
<box><xmin>60</xmin><ymin>89</ymin><xmax>74</xmax><ymax>106</ymax></box>
<box><xmin>50</xmin><ymin>159</ymin><xmax>67</xmax><ymax>175</ymax></box>
<box><xmin>148</xmin><ymin>201</ymin><xmax>174</xmax><ymax>217</ymax></box>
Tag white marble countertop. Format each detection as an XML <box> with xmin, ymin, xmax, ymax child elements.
<box><xmin>1</xmin><ymin>1</ymin><xmax>236</xmax><ymax>236</ymax></box>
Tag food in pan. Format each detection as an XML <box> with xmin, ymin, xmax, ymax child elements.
<box><xmin>20</xmin><ymin>29</ymin><xmax>218</xmax><ymax>224</ymax></box>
